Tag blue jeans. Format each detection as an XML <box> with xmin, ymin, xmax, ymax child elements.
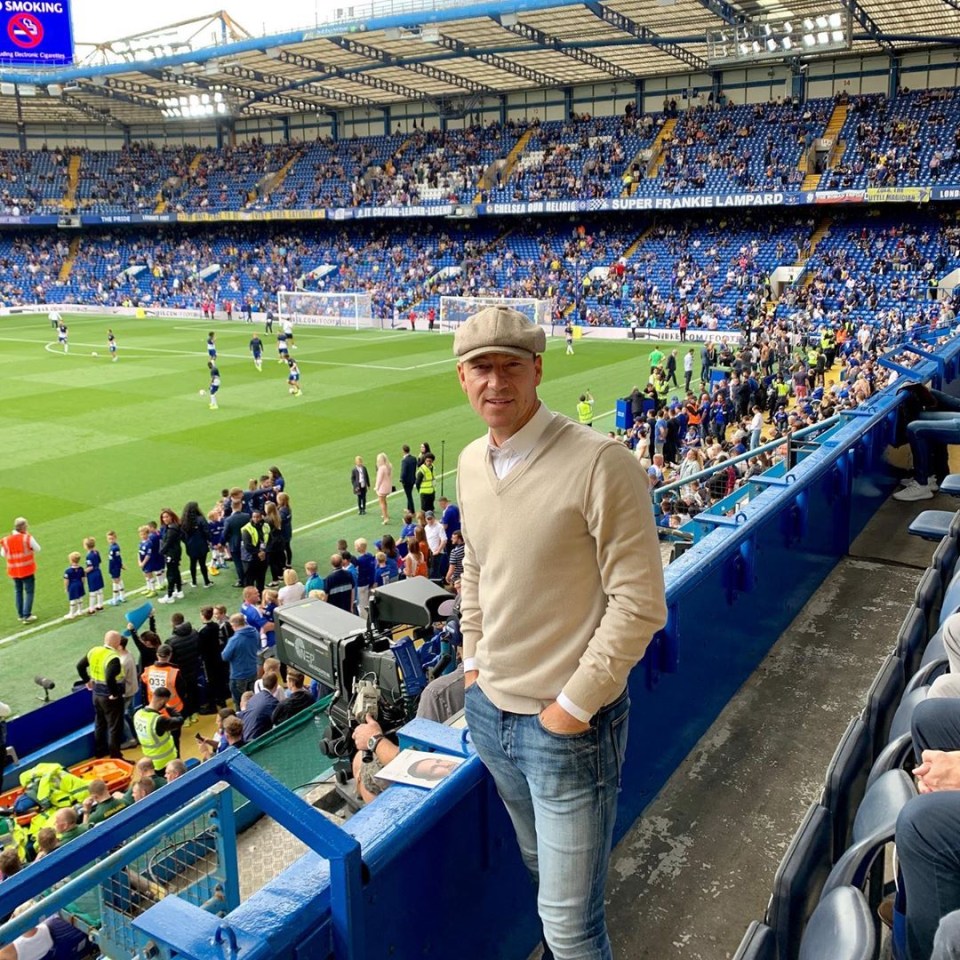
<box><xmin>897</xmin><ymin>792</ymin><xmax>960</xmax><ymax>960</ymax></box>
<box><xmin>911</xmin><ymin>697</ymin><xmax>960</xmax><ymax>762</ymax></box>
<box><xmin>13</xmin><ymin>574</ymin><xmax>34</xmax><ymax>618</ymax></box>
<box><xmin>907</xmin><ymin>413</ymin><xmax>960</xmax><ymax>484</ymax></box>
<box><xmin>465</xmin><ymin>683</ymin><xmax>629</xmax><ymax>960</ymax></box>
<box><xmin>229</xmin><ymin>676</ymin><xmax>255</xmax><ymax>707</ymax></box>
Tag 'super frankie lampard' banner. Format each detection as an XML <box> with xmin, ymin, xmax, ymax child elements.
<box><xmin>0</xmin><ymin>0</ymin><xmax>73</xmax><ymax>66</ymax></box>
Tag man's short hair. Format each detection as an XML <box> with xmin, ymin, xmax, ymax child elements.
<box><xmin>13</xmin><ymin>517</ymin><xmax>27</xmax><ymax>531</ymax></box>
<box><xmin>151</xmin><ymin>686</ymin><xmax>171</xmax><ymax>701</ymax></box>
<box><xmin>165</xmin><ymin>759</ymin><xmax>187</xmax><ymax>778</ymax></box>
<box><xmin>287</xmin><ymin>670</ymin><xmax>305</xmax><ymax>689</ymax></box>
<box><xmin>134</xmin><ymin>779</ymin><xmax>156</xmax><ymax>798</ymax></box>
<box><xmin>171</xmin><ymin>612</ymin><xmax>185</xmax><ymax>626</ymax></box>
<box><xmin>262</xmin><ymin>671</ymin><xmax>279</xmax><ymax>692</ymax></box>
<box><xmin>156</xmin><ymin>644</ymin><xmax>173</xmax><ymax>660</ymax></box>
<box><xmin>223</xmin><ymin>716</ymin><xmax>244</xmax><ymax>739</ymax></box>
<box><xmin>88</xmin><ymin>778</ymin><xmax>109</xmax><ymax>798</ymax></box>
<box><xmin>229</xmin><ymin>613</ymin><xmax>246</xmax><ymax>628</ymax></box>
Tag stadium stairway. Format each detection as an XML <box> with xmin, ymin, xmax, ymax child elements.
<box><xmin>603</xmin><ymin>490</ymin><xmax>952</xmax><ymax>960</ymax></box>
<box><xmin>60</xmin><ymin>154</ymin><xmax>82</xmax><ymax>212</ymax></box>
<box><xmin>474</xmin><ymin>127</ymin><xmax>536</xmax><ymax>202</ymax></box>
<box><xmin>622</xmin><ymin>224</ymin><xmax>658</xmax><ymax>260</ymax></box>
<box><xmin>799</xmin><ymin>215</ymin><xmax>834</xmax><ymax>267</ymax></box>
<box><xmin>57</xmin><ymin>237</ymin><xmax>81</xmax><ymax>282</ymax></box>
<box><xmin>624</xmin><ymin>117</ymin><xmax>676</xmax><ymax>196</ymax></box>
<box><xmin>824</xmin><ymin>102</ymin><xmax>849</xmax><ymax>169</ymax></box>
<box><xmin>258</xmin><ymin>146</ymin><xmax>305</xmax><ymax>203</ymax></box>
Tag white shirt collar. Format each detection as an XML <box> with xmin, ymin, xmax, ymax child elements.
<box><xmin>486</xmin><ymin>401</ymin><xmax>553</xmax><ymax>475</ymax></box>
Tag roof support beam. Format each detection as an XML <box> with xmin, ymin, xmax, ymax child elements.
<box><xmin>691</xmin><ymin>0</ymin><xmax>743</xmax><ymax>25</ymax></box>
<box><xmin>837</xmin><ymin>0</ymin><xmax>896</xmax><ymax>54</ymax></box>
<box><xmin>584</xmin><ymin>2</ymin><xmax>711</xmax><ymax>72</ymax></box>
<box><xmin>938</xmin><ymin>0</ymin><xmax>960</xmax><ymax>11</ymax></box>
<box><xmin>494</xmin><ymin>16</ymin><xmax>634</xmax><ymax>80</ymax></box>
<box><xmin>217</xmin><ymin>63</ymin><xmax>380</xmax><ymax>108</ymax></box>
<box><xmin>330</xmin><ymin>36</ymin><xmax>498</xmax><ymax>95</ymax></box>
<box><xmin>60</xmin><ymin>93</ymin><xmax>128</xmax><ymax>130</ymax></box>
<box><xmin>435</xmin><ymin>34</ymin><xmax>566</xmax><ymax>87</ymax></box>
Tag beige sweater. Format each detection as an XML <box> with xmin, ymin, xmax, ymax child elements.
<box><xmin>457</xmin><ymin>412</ymin><xmax>667</xmax><ymax>717</ymax></box>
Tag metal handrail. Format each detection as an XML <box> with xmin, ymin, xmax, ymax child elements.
<box><xmin>653</xmin><ymin>415</ymin><xmax>841</xmax><ymax>503</ymax></box>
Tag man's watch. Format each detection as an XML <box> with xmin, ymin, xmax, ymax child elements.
<box><xmin>367</xmin><ymin>734</ymin><xmax>385</xmax><ymax>753</ymax></box>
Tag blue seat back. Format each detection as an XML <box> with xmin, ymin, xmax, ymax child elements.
<box><xmin>798</xmin><ymin>886</ymin><xmax>875</xmax><ymax>960</ymax></box>
<box><xmin>822</xmin><ymin>718</ymin><xmax>871</xmax><ymax>863</ymax></box>
<box><xmin>916</xmin><ymin>567</ymin><xmax>943</xmax><ymax>639</ymax></box>
<box><xmin>732</xmin><ymin>920</ymin><xmax>778</xmax><ymax>960</ymax></box>
<box><xmin>894</xmin><ymin>606</ymin><xmax>927</xmax><ymax>679</ymax></box>
<box><xmin>886</xmin><ymin>687</ymin><xmax>929</xmax><ymax>745</ymax></box>
<box><xmin>766</xmin><ymin>802</ymin><xmax>832</xmax><ymax>960</ymax></box>
<box><xmin>933</xmin><ymin>535</ymin><xmax>960</xmax><ymax>591</ymax></box>
<box><xmin>921</xmin><ymin>626</ymin><xmax>945</xmax><ymax>666</ymax></box>
<box><xmin>863</xmin><ymin>655</ymin><xmax>904</xmax><ymax>760</ymax></box>
<box><xmin>939</xmin><ymin>567</ymin><xmax>960</xmax><ymax>626</ymax></box>
<box><xmin>865</xmin><ymin>733</ymin><xmax>913</xmax><ymax>790</ymax></box>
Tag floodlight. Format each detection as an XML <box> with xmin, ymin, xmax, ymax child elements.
<box><xmin>828</xmin><ymin>12</ymin><xmax>843</xmax><ymax>28</ymax></box>
<box><xmin>766</xmin><ymin>38</ymin><xmax>777</xmax><ymax>51</ymax></box>
<box><xmin>751</xmin><ymin>40</ymin><xmax>761</xmax><ymax>53</ymax></box>
<box><xmin>803</xmin><ymin>33</ymin><xmax>816</xmax><ymax>46</ymax></box>
<box><xmin>783</xmin><ymin>21</ymin><xmax>793</xmax><ymax>33</ymax></box>
<box><xmin>832</xmin><ymin>30</ymin><xmax>844</xmax><ymax>42</ymax></box>
<box><xmin>763</xmin><ymin>23</ymin><xmax>772</xmax><ymax>35</ymax></box>
<box><xmin>782</xmin><ymin>36</ymin><xmax>793</xmax><ymax>49</ymax></box>
<box><xmin>803</xmin><ymin>18</ymin><xmax>815</xmax><ymax>30</ymax></box>
<box><xmin>817</xmin><ymin>31</ymin><xmax>829</xmax><ymax>44</ymax></box>
<box><xmin>739</xmin><ymin>42</ymin><xmax>750</xmax><ymax>54</ymax></box>
<box><xmin>816</xmin><ymin>15</ymin><xmax>828</xmax><ymax>28</ymax></box>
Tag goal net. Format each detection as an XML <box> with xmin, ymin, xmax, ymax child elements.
<box><xmin>277</xmin><ymin>290</ymin><xmax>379</xmax><ymax>329</ymax></box>
<box><xmin>439</xmin><ymin>296</ymin><xmax>556</xmax><ymax>333</ymax></box>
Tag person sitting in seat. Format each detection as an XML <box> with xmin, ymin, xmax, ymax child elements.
<box><xmin>81</xmin><ymin>779</ymin><xmax>126</xmax><ymax>825</ymax></box>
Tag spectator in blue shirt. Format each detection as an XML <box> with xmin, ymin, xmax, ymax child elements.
<box><xmin>438</xmin><ymin>497</ymin><xmax>461</xmax><ymax>538</ymax></box>
<box><xmin>354</xmin><ymin>539</ymin><xmax>377</xmax><ymax>615</ymax></box>
<box><xmin>221</xmin><ymin>613</ymin><xmax>259</xmax><ymax>707</ymax></box>
<box><xmin>303</xmin><ymin>560</ymin><xmax>324</xmax><ymax>596</ymax></box>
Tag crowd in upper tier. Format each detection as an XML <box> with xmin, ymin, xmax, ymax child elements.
<box><xmin>0</xmin><ymin>88</ymin><xmax>958</xmax><ymax>219</ymax></box>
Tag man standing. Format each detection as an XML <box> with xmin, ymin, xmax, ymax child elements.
<box><xmin>77</xmin><ymin>631</ymin><xmax>126</xmax><ymax>759</ymax></box>
<box><xmin>221</xmin><ymin>613</ymin><xmax>259</xmax><ymax>707</ymax></box>
<box><xmin>683</xmin><ymin>348</ymin><xmax>695</xmax><ymax>393</ymax></box>
<box><xmin>324</xmin><ymin>554</ymin><xmax>355</xmax><ymax>613</ymax></box>
<box><xmin>133</xmin><ymin>687</ymin><xmax>183</xmax><ymax>772</ymax></box>
<box><xmin>400</xmin><ymin>444</ymin><xmax>418</xmax><ymax>512</ymax></box>
<box><xmin>1</xmin><ymin>517</ymin><xmax>40</xmax><ymax>623</ymax></box>
<box><xmin>454</xmin><ymin>306</ymin><xmax>666</xmax><ymax>960</ymax></box>
<box><xmin>416</xmin><ymin>454</ymin><xmax>437</xmax><ymax>513</ymax></box>
<box><xmin>240</xmin><ymin>509</ymin><xmax>269</xmax><ymax>592</ymax></box>
<box><xmin>223</xmin><ymin>490</ymin><xmax>250</xmax><ymax>588</ymax></box>
<box><xmin>576</xmin><ymin>391</ymin><xmax>595</xmax><ymax>428</ymax></box>
<box><xmin>423</xmin><ymin>511</ymin><xmax>448</xmax><ymax>581</ymax></box>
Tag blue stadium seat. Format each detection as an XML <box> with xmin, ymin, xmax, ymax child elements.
<box><xmin>821</xmin><ymin>770</ymin><xmax>917</xmax><ymax>899</ymax></box>
<box><xmin>907</xmin><ymin>511</ymin><xmax>954</xmax><ymax>542</ymax></box>
<box><xmin>766</xmin><ymin>802</ymin><xmax>832</xmax><ymax>960</ymax></box>
<box><xmin>862</xmin><ymin>655</ymin><xmax>905</xmax><ymax>760</ymax></box>
<box><xmin>894</xmin><ymin>606</ymin><xmax>928</xmax><ymax>679</ymax></box>
<box><xmin>798</xmin><ymin>886</ymin><xmax>875</xmax><ymax>960</ymax></box>
<box><xmin>822</xmin><ymin>717</ymin><xmax>871</xmax><ymax>863</ymax></box>
<box><xmin>921</xmin><ymin>627</ymin><xmax>945</xmax><ymax>666</ymax></box>
<box><xmin>940</xmin><ymin>570</ymin><xmax>960</xmax><ymax>626</ymax></box>
<box><xmin>939</xmin><ymin>474</ymin><xmax>960</xmax><ymax>497</ymax></box>
<box><xmin>886</xmin><ymin>687</ymin><xmax>929</xmax><ymax>743</ymax></box>
<box><xmin>904</xmin><ymin>656</ymin><xmax>949</xmax><ymax>695</ymax></box>
<box><xmin>933</xmin><ymin>535</ymin><xmax>960</xmax><ymax>591</ymax></box>
<box><xmin>915</xmin><ymin>567</ymin><xmax>943</xmax><ymax>639</ymax></box>
<box><xmin>732</xmin><ymin>921</ymin><xmax>778</xmax><ymax>960</ymax></box>
<box><xmin>865</xmin><ymin>733</ymin><xmax>913</xmax><ymax>790</ymax></box>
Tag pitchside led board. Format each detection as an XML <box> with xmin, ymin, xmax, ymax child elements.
<box><xmin>0</xmin><ymin>0</ymin><xmax>73</xmax><ymax>66</ymax></box>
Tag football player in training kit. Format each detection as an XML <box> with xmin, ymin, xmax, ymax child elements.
<box><xmin>286</xmin><ymin>357</ymin><xmax>302</xmax><ymax>397</ymax></box>
<box><xmin>249</xmin><ymin>335</ymin><xmax>263</xmax><ymax>371</ymax></box>
<box><xmin>208</xmin><ymin>360</ymin><xmax>220</xmax><ymax>410</ymax></box>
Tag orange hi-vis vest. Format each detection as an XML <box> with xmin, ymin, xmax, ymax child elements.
<box><xmin>141</xmin><ymin>663</ymin><xmax>183</xmax><ymax>713</ymax></box>
<box><xmin>2</xmin><ymin>532</ymin><xmax>36</xmax><ymax>579</ymax></box>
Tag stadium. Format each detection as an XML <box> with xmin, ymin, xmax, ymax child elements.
<box><xmin>0</xmin><ymin>0</ymin><xmax>959</xmax><ymax>958</ymax></box>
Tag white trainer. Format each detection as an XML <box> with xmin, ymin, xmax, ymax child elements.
<box><xmin>899</xmin><ymin>476</ymin><xmax>939</xmax><ymax>492</ymax></box>
<box><xmin>893</xmin><ymin>480</ymin><xmax>935</xmax><ymax>502</ymax></box>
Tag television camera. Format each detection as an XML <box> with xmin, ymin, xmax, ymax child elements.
<box><xmin>274</xmin><ymin>579</ymin><xmax>454</xmax><ymax>787</ymax></box>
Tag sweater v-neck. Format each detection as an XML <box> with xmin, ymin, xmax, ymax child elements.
<box><xmin>484</xmin><ymin>415</ymin><xmax>566</xmax><ymax>495</ymax></box>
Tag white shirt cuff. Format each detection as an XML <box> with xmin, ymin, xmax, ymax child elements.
<box><xmin>556</xmin><ymin>692</ymin><xmax>592</xmax><ymax>723</ymax></box>
<box><xmin>462</xmin><ymin>657</ymin><xmax>478</xmax><ymax>672</ymax></box>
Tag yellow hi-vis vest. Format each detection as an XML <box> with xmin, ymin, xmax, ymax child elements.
<box><xmin>133</xmin><ymin>708</ymin><xmax>177</xmax><ymax>771</ymax></box>
<box><xmin>577</xmin><ymin>401</ymin><xmax>594</xmax><ymax>424</ymax></box>
<box><xmin>417</xmin><ymin>465</ymin><xmax>435</xmax><ymax>495</ymax></box>
<box><xmin>88</xmin><ymin>646</ymin><xmax>119</xmax><ymax>697</ymax></box>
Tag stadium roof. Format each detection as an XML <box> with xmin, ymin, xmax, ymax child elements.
<box><xmin>0</xmin><ymin>0</ymin><xmax>957</xmax><ymax>129</ymax></box>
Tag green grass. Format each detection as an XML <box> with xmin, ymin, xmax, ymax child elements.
<box><xmin>0</xmin><ymin>314</ymin><xmax>686</xmax><ymax>715</ymax></box>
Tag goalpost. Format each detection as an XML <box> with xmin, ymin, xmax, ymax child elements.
<box><xmin>276</xmin><ymin>290</ymin><xmax>381</xmax><ymax>329</ymax></box>
<box><xmin>438</xmin><ymin>296</ymin><xmax>556</xmax><ymax>334</ymax></box>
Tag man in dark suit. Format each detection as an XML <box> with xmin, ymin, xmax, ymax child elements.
<box><xmin>399</xmin><ymin>444</ymin><xmax>417</xmax><ymax>513</ymax></box>
<box><xmin>351</xmin><ymin>456</ymin><xmax>371</xmax><ymax>515</ymax></box>
<box><xmin>222</xmin><ymin>490</ymin><xmax>250</xmax><ymax>588</ymax></box>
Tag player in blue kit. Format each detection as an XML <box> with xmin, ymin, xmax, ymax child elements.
<box><xmin>249</xmin><ymin>334</ymin><xmax>263</xmax><ymax>371</ymax></box>
<box><xmin>83</xmin><ymin>536</ymin><xmax>105</xmax><ymax>614</ymax></box>
<box><xmin>286</xmin><ymin>357</ymin><xmax>302</xmax><ymax>397</ymax></box>
<box><xmin>106</xmin><ymin>530</ymin><xmax>125</xmax><ymax>605</ymax></box>
<box><xmin>277</xmin><ymin>331</ymin><xmax>289</xmax><ymax>363</ymax></box>
<box><xmin>137</xmin><ymin>525</ymin><xmax>159</xmax><ymax>596</ymax></box>
<box><xmin>207</xmin><ymin>332</ymin><xmax>217</xmax><ymax>361</ymax></box>
<box><xmin>63</xmin><ymin>551</ymin><xmax>86</xmax><ymax>619</ymax></box>
<box><xmin>57</xmin><ymin>322</ymin><xmax>69</xmax><ymax>354</ymax></box>
<box><xmin>208</xmin><ymin>360</ymin><xmax>220</xmax><ymax>409</ymax></box>
<box><xmin>107</xmin><ymin>329</ymin><xmax>118</xmax><ymax>362</ymax></box>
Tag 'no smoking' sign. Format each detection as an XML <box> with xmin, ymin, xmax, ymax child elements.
<box><xmin>8</xmin><ymin>13</ymin><xmax>44</xmax><ymax>49</ymax></box>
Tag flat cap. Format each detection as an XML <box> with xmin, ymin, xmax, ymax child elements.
<box><xmin>453</xmin><ymin>305</ymin><xmax>546</xmax><ymax>363</ymax></box>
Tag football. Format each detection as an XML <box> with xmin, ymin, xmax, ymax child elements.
<box><xmin>91</xmin><ymin>351</ymin><xmax>98</xmax><ymax>356</ymax></box>
<box><xmin>199</xmin><ymin>389</ymin><xmax>205</xmax><ymax>395</ymax></box>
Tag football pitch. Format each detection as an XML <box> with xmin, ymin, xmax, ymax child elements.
<box><xmin>0</xmin><ymin>312</ymin><xmax>680</xmax><ymax>716</ymax></box>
